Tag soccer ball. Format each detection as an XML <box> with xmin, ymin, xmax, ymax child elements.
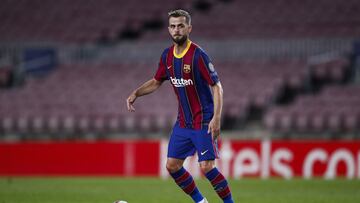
<box><xmin>113</xmin><ymin>201</ymin><xmax>128</xmax><ymax>203</ymax></box>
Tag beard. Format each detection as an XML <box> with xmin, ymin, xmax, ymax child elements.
<box><xmin>171</xmin><ymin>34</ymin><xmax>188</xmax><ymax>46</ymax></box>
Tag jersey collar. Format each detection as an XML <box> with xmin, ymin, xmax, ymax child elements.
<box><xmin>173</xmin><ymin>40</ymin><xmax>192</xmax><ymax>59</ymax></box>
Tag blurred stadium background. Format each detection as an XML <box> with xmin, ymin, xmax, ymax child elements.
<box><xmin>1</xmin><ymin>0</ymin><xmax>360</xmax><ymax>202</ymax></box>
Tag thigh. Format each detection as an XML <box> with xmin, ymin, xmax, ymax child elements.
<box><xmin>192</xmin><ymin>129</ymin><xmax>219</xmax><ymax>162</ymax></box>
<box><xmin>167</xmin><ymin>124</ymin><xmax>196</xmax><ymax>160</ymax></box>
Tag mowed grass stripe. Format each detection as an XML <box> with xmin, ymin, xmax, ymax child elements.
<box><xmin>0</xmin><ymin>177</ymin><xmax>359</xmax><ymax>203</ymax></box>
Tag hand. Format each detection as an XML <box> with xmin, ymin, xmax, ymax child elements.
<box><xmin>126</xmin><ymin>93</ymin><xmax>137</xmax><ymax>112</ymax></box>
<box><xmin>208</xmin><ymin>116</ymin><xmax>221</xmax><ymax>140</ymax></box>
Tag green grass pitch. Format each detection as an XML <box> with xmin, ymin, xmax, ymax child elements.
<box><xmin>1</xmin><ymin>177</ymin><xmax>359</xmax><ymax>203</ymax></box>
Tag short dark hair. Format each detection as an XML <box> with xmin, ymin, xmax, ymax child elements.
<box><xmin>168</xmin><ymin>9</ymin><xmax>191</xmax><ymax>25</ymax></box>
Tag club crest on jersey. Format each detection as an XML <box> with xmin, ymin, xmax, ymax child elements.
<box><xmin>183</xmin><ymin>64</ymin><xmax>191</xmax><ymax>74</ymax></box>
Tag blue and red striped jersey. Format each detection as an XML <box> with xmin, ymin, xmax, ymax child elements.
<box><xmin>154</xmin><ymin>40</ymin><xmax>219</xmax><ymax>130</ymax></box>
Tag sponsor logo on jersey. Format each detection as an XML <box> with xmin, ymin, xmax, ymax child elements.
<box><xmin>170</xmin><ymin>77</ymin><xmax>193</xmax><ymax>87</ymax></box>
<box><xmin>183</xmin><ymin>64</ymin><xmax>191</xmax><ymax>73</ymax></box>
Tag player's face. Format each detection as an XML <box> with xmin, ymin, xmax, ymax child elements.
<box><xmin>168</xmin><ymin>16</ymin><xmax>192</xmax><ymax>45</ymax></box>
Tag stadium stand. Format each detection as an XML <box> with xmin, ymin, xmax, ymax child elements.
<box><xmin>0</xmin><ymin>0</ymin><xmax>360</xmax><ymax>139</ymax></box>
<box><xmin>0</xmin><ymin>63</ymin><xmax>177</xmax><ymax>137</ymax></box>
<box><xmin>264</xmin><ymin>84</ymin><xmax>360</xmax><ymax>135</ymax></box>
<box><xmin>145</xmin><ymin>0</ymin><xmax>360</xmax><ymax>40</ymax></box>
<box><xmin>0</xmin><ymin>0</ymin><xmax>191</xmax><ymax>43</ymax></box>
<box><xmin>0</xmin><ymin>59</ymin><xmax>302</xmax><ymax>135</ymax></box>
<box><xmin>1</xmin><ymin>0</ymin><xmax>359</xmax><ymax>43</ymax></box>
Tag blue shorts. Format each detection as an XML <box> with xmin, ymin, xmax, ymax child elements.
<box><xmin>167</xmin><ymin>122</ymin><xmax>219</xmax><ymax>162</ymax></box>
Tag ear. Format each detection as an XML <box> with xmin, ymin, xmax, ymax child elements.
<box><xmin>188</xmin><ymin>25</ymin><xmax>192</xmax><ymax>33</ymax></box>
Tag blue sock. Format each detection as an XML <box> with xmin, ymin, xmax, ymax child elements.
<box><xmin>205</xmin><ymin>167</ymin><xmax>234</xmax><ymax>203</ymax></box>
<box><xmin>169</xmin><ymin>167</ymin><xmax>204</xmax><ymax>202</ymax></box>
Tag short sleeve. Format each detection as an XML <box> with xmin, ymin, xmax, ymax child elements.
<box><xmin>198</xmin><ymin>50</ymin><xmax>219</xmax><ymax>85</ymax></box>
<box><xmin>154</xmin><ymin>55</ymin><xmax>168</xmax><ymax>82</ymax></box>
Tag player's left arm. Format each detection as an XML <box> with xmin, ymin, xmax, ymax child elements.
<box><xmin>208</xmin><ymin>81</ymin><xmax>223</xmax><ymax>140</ymax></box>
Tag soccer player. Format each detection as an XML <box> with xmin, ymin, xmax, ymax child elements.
<box><xmin>126</xmin><ymin>9</ymin><xmax>234</xmax><ymax>203</ymax></box>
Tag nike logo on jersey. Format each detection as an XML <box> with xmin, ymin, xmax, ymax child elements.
<box><xmin>200</xmin><ymin>150</ymin><xmax>209</xmax><ymax>155</ymax></box>
<box><xmin>170</xmin><ymin>77</ymin><xmax>193</xmax><ymax>87</ymax></box>
<box><xmin>167</xmin><ymin>65</ymin><xmax>172</xmax><ymax>69</ymax></box>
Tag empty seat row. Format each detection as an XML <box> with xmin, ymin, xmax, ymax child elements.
<box><xmin>1</xmin><ymin>0</ymin><xmax>360</xmax><ymax>42</ymax></box>
<box><xmin>264</xmin><ymin>85</ymin><xmax>360</xmax><ymax>133</ymax></box>
<box><xmin>0</xmin><ymin>59</ymin><xmax>305</xmax><ymax>134</ymax></box>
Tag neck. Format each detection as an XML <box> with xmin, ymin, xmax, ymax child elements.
<box><xmin>174</xmin><ymin>39</ymin><xmax>189</xmax><ymax>55</ymax></box>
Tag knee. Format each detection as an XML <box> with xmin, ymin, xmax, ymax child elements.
<box><xmin>200</xmin><ymin>161</ymin><xmax>215</xmax><ymax>174</ymax></box>
<box><xmin>166</xmin><ymin>160</ymin><xmax>182</xmax><ymax>173</ymax></box>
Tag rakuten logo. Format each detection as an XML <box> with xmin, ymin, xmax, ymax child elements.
<box><xmin>170</xmin><ymin>77</ymin><xmax>193</xmax><ymax>87</ymax></box>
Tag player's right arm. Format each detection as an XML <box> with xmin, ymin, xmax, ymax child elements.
<box><xmin>126</xmin><ymin>78</ymin><xmax>163</xmax><ymax>112</ymax></box>
<box><xmin>127</xmin><ymin>50</ymin><xmax>168</xmax><ymax>112</ymax></box>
